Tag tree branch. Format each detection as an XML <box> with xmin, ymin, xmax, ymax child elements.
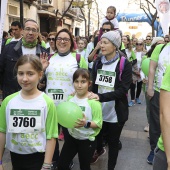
<box><xmin>59</xmin><ymin>0</ymin><xmax>74</xmax><ymax>21</ymax></box>
<box><xmin>94</xmin><ymin>0</ymin><xmax>99</xmax><ymax>29</ymax></box>
<box><xmin>145</xmin><ymin>0</ymin><xmax>156</xmax><ymax>9</ymax></box>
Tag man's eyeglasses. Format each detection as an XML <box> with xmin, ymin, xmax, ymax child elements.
<box><xmin>136</xmin><ymin>43</ymin><xmax>143</xmax><ymax>46</ymax></box>
<box><xmin>48</xmin><ymin>38</ymin><xmax>55</xmax><ymax>41</ymax></box>
<box><xmin>146</xmin><ymin>39</ymin><xmax>151</xmax><ymax>40</ymax></box>
<box><xmin>24</xmin><ymin>27</ymin><xmax>38</xmax><ymax>33</ymax></box>
<box><xmin>102</xmin><ymin>29</ymin><xmax>111</xmax><ymax>32</ymax></box>
<box><xmin>56</xmin><ymin>37</ymin><xmax>70</xmax><ymax>43</ymax></box>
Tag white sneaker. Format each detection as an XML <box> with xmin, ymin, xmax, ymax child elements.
<box><xmin>144</xmin><ymin>124</ymin><xmax>149</xmax><ymax>132</ymax></box>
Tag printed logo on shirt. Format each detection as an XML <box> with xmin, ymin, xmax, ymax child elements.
<box><xmin>79</xmin><ymin>106</ymin><xmax>85</xmax><ymax>112</ymax></box>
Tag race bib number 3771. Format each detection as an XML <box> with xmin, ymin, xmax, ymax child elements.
<box><xmin>95</xmin><ymin>69</ymin><xmax>116</xmax><ymax>87</ymax></box>
<box><xmin>8</xmin><ymin>109</ymin><xmax>42</xmax><ymax>133</ymax></box>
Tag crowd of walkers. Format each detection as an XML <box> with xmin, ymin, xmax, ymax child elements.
<box><xmin>0</xmin><ymin>5</ymin><xmax>170</xmax><ymax>170</ymax></box>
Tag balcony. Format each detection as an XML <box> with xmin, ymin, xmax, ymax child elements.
<box><xmin>64</xmin><ymin>9</ymin><xmax>77</xmax><ymax>17</ymax></box>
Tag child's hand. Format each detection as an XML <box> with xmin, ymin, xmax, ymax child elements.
<box><xmin>75</xmin><ymin>114</ymin><xmax>86</xmax><ymax>128</ymax></box>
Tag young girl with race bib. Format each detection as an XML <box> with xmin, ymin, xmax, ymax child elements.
<box><xmin>0</xmin><ymin>55</ymin><xmax>58</xmax><ymax>170</ymax></box>
<box><xmin>57</xmin><ymin>68</ymin><xmax>102</xmax><ymax>170</ymax></box>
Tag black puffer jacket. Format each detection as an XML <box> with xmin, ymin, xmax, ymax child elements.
<box><xmin>0</xmin><ymin>39</ymin><xmax>48</xmax><ymax>99</ymax></box>
<box><xmin>91</xmin><ymin>53</ymin><xmax>132</xmax><ymax>123</ymax></box>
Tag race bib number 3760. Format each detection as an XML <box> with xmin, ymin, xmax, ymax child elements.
<box><xmin>95</xmin><ymin>69</ymin><xmax>116</xmax><ymax>87</ymax></box>
<box><xmin>8</xmin><ymin>109</ymin><xmax>41</xmax><ymax>133</ymax></box>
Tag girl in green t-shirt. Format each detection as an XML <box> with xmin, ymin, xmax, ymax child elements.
<box><xmin>0</xmin><ymin>55</ymin><xmax>58</xmax><ymax>170</ymax></box>
<box><xmin>58</xmin><ymin>68</ymin><xmax>102</xmax><ymax>170</ymax></box>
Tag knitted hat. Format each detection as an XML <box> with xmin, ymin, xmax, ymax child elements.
<box><xmin>101</xmin><ymin>31</ymin><xmax>121</xmax><ymax>49</ymax></box>
<box><xmin>151</xmin><ymin>37</ymin><xmax>164</xmax><ymax>46</ymax></box>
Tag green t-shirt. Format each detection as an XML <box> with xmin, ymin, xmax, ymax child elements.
<box><xmin>158</xmin><ymin>65</ymin><xmax>170</xmax><ymax>151</ymax></box>
<box><xmin>41</xmin><ymin>41</ymin><xmax>47</xmax><ymax>48</ymax></box>
<box><xmin>125</xmin><ymin>49</ymin><xmax>136</xmax><ymax>62</ymax></box>
<box><xmin>0</xmin><ymin>91</ymin><xmax>58</xmax><ymax>154</ymax></box>
<box><xmin>5</xmin><ymin>38</ymin><xmax>12</xmax><ymax>45</ymax></box>
<box><xmin>121</xmin><ymin>42</ymin><xmax>125</xmax><ymax>50</ymax></box>
<box><xmin>67</xmin><ymin>95</ymin><xmax>103</xmax><ymax>141</ymax></box>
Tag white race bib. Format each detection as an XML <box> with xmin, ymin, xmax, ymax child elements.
<box><xmin>8</xmin><ymin>109</ymin><xmax>41</xmax><ymax>133</ymax></box>
<box><xmin>95</xmin><ymin>69</ymin><xmax>116</xmax><ymax>87</ymax></box>
<box><xmin>48</xmin><ymin>89</ymin><xmax>64</xmax><ymax>103</ymax></box>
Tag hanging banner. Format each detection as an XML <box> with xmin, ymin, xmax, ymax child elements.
<box><xmin>0</xmin><ymin>0</ymin><xmax>8</xmax><ymax>54</ymax></box>
<box><xmin>155</xmin><ymin>0</ymin><xmax>170</xmax><ymax>36</ymax></box>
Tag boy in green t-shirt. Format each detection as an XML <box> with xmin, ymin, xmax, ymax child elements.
<box><xmin>153</xmin><ymin>65</ymin><xmax>170</xmax><ymax>170</ymax></box>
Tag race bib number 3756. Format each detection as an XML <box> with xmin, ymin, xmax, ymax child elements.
<box><xmin>8</xmin><ymin>109</ymin><xmax>41</xmax><ymax>133</ymax></box>
<box><xmin>95</xmin><ymin>69</ymin><xmax>116</xmax><ymax>87</ymax></box>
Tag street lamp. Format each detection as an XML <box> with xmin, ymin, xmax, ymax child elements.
<box><xmin>20</xmin><ymin>0</ymin><xmax>24</xmax><ymax>27</ymax></box>
<box><xmin>88</xmin><ymin>0</ymin><xmax>92</xmax><ymax>36</ymax></box>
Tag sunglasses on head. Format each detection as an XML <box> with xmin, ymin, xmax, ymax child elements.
<box><xmin>102</xmin><ymin>29</ymin><xmax>111</xmax><ymax>32</ymax></box>
<box><xmin>136</xmin><ymin>43</ymin><xmax>143</xmax><ymax>46</ymax></box>
<box><xmin>48</xmin><ymin>38</ymin><xmax>55</xmax><ymax>41</ymax></box>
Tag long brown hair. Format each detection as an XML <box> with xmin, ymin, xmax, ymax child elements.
<box><xmin>122</xmin><ymin>35</ymin><xmax>132</xmax><ymax>51</ymax></box>
<box><xmin>14</xmin><ymin>55</ymin><xmax>43</xmax><ymax>74</ymax></box>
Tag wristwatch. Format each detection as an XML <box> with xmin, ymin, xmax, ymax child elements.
<box><xmin>84</xmin><ymin>121</ymin><xmax>91</xmax><ymax>128</ymax></box>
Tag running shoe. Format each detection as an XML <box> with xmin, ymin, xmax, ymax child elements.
<box><xmin>128</xmin><ymin>101</ymin><xmax>135</xmax><ymax>107</ymax></box>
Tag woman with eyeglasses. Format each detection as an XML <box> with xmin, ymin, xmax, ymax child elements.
<box><xmin>130</xmin><ymin>39</ymin><xmax>147</xmax><ymax>106</ymax></box>
<box><xmin>41</xmin><ymin>28</ymin><xmax>88</xmax><ymax>169</ymax></box>
<box><xmin>47</xmin><ymin>32</ymin><xmax>57</xmax><ymax>55</ymax></box>
<box><xmin>145</xmin><ymin>35</ymin><xmax>152</xmax><ymax>52</ymax></box>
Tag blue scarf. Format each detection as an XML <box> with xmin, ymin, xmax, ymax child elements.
<box><xmin>101</xmin><ymin>52</ymin><xmax>119</xmax><ymax>65</ymax></box>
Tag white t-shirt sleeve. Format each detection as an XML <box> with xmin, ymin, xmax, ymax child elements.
<box><xmin>112</xmin><ymin>18</ymin><xmax>119</xmax><ymax>29</ymax></box>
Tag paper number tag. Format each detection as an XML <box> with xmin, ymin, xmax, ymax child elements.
<box><xmin>95</xmin><ymin>69</ymin><xmax>116</xmax><ymax>87</ymax></box>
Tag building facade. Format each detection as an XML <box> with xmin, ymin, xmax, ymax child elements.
<box><xmin>4</xmin><ymin>0</ymin><xmax>99</xmax><ymax>36</ymax></box>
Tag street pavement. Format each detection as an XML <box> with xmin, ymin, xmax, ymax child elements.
<box><xmin>2</xmin><ymin>92</ymin><xmax>153</xmax><ymax>170</ymax></box>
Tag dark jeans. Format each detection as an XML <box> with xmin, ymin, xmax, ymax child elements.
<box><xmin>52</xmin><ymin>126</ymin><xmax>70</xmax><ymax>167</ymax></box>
<box><xmin>130</xmin><ymin>81</ymin><xmax>143</xmax><ymax>100</ymax></box>
<box><xmin>96</xmin><ymin>121</ymin><xmax>125</xmax><ymax>170</ymax></box>
<box><xmin>149</xmin><ymin>90</ymin><xmax>161</xmax><ymax>151</ymax></box>
<box><xmin>58</xmin><ymin>134</ymin><xmax>96</xmax><ymax>170</ymax></box>
<box><xmin>11</xmin><ymin>152</ymin><xmax>44</xmax><ymax>170</ymax></box>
